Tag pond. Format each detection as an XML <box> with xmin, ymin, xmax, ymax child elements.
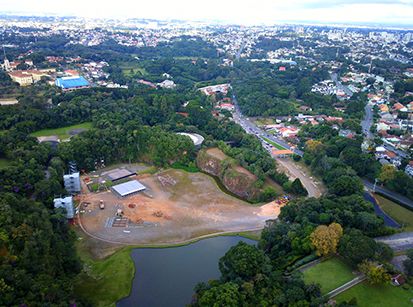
<box><xmin>117</xmin><ymin>236</ymin><xmax>256</xmax><ymax>307</ymax></box>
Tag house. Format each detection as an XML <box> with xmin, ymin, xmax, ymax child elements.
<box><xmin>157</xmin><ymin>80</ymin><xmax>176</xmax><ymax>89</ymax></box>
<box><xmin>406</xmin><ymin>161</ymin><xmax>413</xmax><ymax>177</ymax></box>
<box><xmin>391</xmin><ymin>274</ymin><xmax>406</xmax><ymax>286</ymax></box>
<box><xmin>216</xmin><ymin>103</ymin><xmax>235</xmax><ymax>111</ymax></box>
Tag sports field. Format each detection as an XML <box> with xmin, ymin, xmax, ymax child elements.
<box><xmin>30</xmin><ymin>122</ymin><xmax>92</xmax><ymax>140</ymax></box>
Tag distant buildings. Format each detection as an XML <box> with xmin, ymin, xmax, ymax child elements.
<box><xmin>53</xmin><ymin>196</ymin><xmax>75</xmax><ymax>219</ymax></box>
<box><xmin>63</xmin><ymin>172</ymin><xmax>81</xmax><ymax>194</ymax></box>
<box><xmin>55</xmin><ymin>76</ymin><xmax>90</xmax><ymax>90</ymax></box>
<box><xmin>198</xmin><ymin>83</ymin><xmax>231</xmax><ymax>96</ymax></box>
<box><xmin>157</xmin><ymin>79</ymin><xmax>176</xmax><ymax>89</ymax></box>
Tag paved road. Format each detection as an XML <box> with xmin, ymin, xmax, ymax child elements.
<box><xmin>232</xmin><ymin>94</ymin><xmax>304</xmax><ymax>156</ymax></box>
<box><xmin>331</xmin><ymin>72</ymin><xmax>353</xmax><ymax>97</ymax></box>
<box><xmin>327</xmin><ymin>275</ymin><xmax>366</xmax><ymax>298</ymax></box>
<box><xmin>231</xmin><ymin>94</ymin><xmax>322</xmax><ymax>197</ymax></box>
<box><xmin>363</xmin><ymin>192</ymin><xmax>400</xmax><ymax>228</ymax></box>
<box><xmin>376</xmin><ymin>232</ymin><xmax>413</xmax><ymax>252</ymax></box>
<box><xmin>363</xmin><ymin>179</ymin><xmax>413</xmax><ymax>210</ymax></box>
<box><xmin>276</xmin><ymin>157</ymin><xmax>322</xmax><ymax>198</ymax></box>
<box><xmin>361</xmin><ymin>103</ymin><xmax>374</xmax><ymax>139</ymax></box>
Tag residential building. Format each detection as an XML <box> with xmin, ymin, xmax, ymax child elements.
<box><xmin>63</xmin><ymin>172</ymin><xmax>81</xmax><ymax>194</ymax></box>
<box><xmin>53</xmin><ymin>196</ymin><xmax>75</xmax><ymax>219</ymax></box>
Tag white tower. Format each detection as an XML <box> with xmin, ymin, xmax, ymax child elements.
<box><xmin>2</xmin><ymin>47</ymin><xmax>10</xmax><ymax>71</ymax></box>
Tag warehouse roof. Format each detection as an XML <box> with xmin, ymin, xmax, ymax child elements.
<box><xmin>55</xmin><ymin>76</ymin><xmax>89</xmax><ymax>89</ymax></box>
<box><xmin>112</xmin><ymin>180</ymin><xmax>146</xmax><ymax>197</ymax></box>
<box><xmin>106</xmin><ymin>168</ymin><xmax>134</xmax><ymax>181</ymax></box>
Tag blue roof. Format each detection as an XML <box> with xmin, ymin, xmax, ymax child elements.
<box><xmin>55</xmin><ymin>76</ymin><xmax>89</xmax><ymax>89</ymax></box>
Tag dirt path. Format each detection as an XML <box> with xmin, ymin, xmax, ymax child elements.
<box><xmin>275</xmin><ymin>157</ymin><xmax>324</xmax><ymax>198</ymax></box>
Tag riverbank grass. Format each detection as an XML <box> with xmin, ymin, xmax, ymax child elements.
<box><xmin>335</xmin><ymin>281</ymin><xmax>413</xmax><ymax>307</ymax></box>
<box><xmin>302</xmin><ymin>257</ymin><xmax>355</xmax><ymax>294</ymax></box>
<box><xmin>375</xmin><ymin>194</ymin><xmax>413</xmax><ymax>231</ymax></box>
<box><xmin>30</xmin><ymin>122</ymin><xmax>92</xmax><ymax>140</ymax></box>
<box><xmin>74</xmin><ymin>237</ymin><xmax>134</xmax><ymax>307</ymax></box>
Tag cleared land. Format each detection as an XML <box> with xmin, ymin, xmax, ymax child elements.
<box><xmin>303</xmin><ymin>258</ymin><xmax>356</xmax><ymax>294</ymax></box>
<box><xmin>30</xmin><ymin>122</ymin><xmax>92</xmax><ymax>140</ymax></box>
<box><xmin>375</xmin><ymin>194</ymin><xmax>413</xmax><ymax>231</ymax></box>
<box><xmin>78</xmin><ymin>168</ymin><xmax>280</xmax><ymax>245</ymax></box>
<box><xmin>335</xmin><ymin>281</ymin><xmax>413</xmax><ymax>307</ymax></box>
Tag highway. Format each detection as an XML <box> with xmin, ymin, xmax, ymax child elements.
<box><xmin>232</xmin><ymin>94</ymin><xmax>304</xmax><ymax>156</ymax></box>
<box><xmin>231</xmin><ymin>94</ymin><xmax>324</xmax><ymax>197</ymax></box>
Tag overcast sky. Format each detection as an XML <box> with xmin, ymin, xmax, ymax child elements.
<box><xmin>1</xmin><ymin>0</ymin><xmax>413</xmax><ymax>26</ymax></box>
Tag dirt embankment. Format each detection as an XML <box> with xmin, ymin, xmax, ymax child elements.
<box><xmin>196</xmin><ymin>148</ymin><xmax>260</xmax><ymax>201</ymax></box>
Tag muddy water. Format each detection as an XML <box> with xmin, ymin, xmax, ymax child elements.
<box><xmin>117</xmin><ymin>236</ymin><xmax>256</xmax><ymax>307</ymax></box>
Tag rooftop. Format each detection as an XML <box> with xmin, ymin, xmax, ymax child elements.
<box><xmin>55</xmin><ymin>76</ymin><xmax>89</xmax><ymax>89</ymax></box>
<box><xmin>112</xmin><ymin>180</ymin><xmax>146</xmax><ymax>197</ymax></box>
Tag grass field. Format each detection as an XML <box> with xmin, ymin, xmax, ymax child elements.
<box><xmin>375</xmin><ymin>194</ymin><xmax>413</xmax><ymax>231</ymax></box>
<box><xmin>303</xmin><ymin>258</ymin><xmax>355</xmax><ymax>294</ymax></box>
<box><xmin>0</xmin><ymin>158</ymin><xmax>11</xmax><ymax>169</ymax></box>
<box><xmin>120</xmin><ymin>62</ymin><xmax>148</xmax><ymax>77</ymax></box>
<box><xmin>336</xmin><ymin>281</ymin><xmax>413</xmax><ymax>307</ymax></box>
<box><xmin>74</xmin><ymin>235</ymin><xmax>135</xmax><ymax>307</ymax></box>
<box><xmin>30</xmin><ymin>122</ymin><xmax>92</xmax><ymax>140</ymax></box>
<box><xmin>262</xmin><ymin>136</ymin><xmax>287</xmax><ymax>150</ymax></box>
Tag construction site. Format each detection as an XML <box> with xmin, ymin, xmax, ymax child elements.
<box><xmin>76</xmin><ymin>165</ymin><xmax>285</xmax><ymax>245</ymax></box>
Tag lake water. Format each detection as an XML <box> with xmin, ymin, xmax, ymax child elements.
<box><xmin>117</xmin><ymin>236</ymin><xmax>256</xmax><ymax>307</ymax></box>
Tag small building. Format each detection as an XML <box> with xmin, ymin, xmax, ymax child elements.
<box><xmin>112</xmin><ymin>180</ymin><xmax>146</xmax><ymax>197</ymax></box>
<box><xmin>64</xmin><ymin>172</ymin><xmax>81</xmax><ymax>194</ymax></box>
<box><xmin>53</xmin><ymin>196</ymin><xmax>75</xmax><ymax>219</ymax></box>
<box><xmin>391</xmin><ymin>274</ymin><xmax>406</xmax><ymax>286</ymax></box>
<box><xmin>55</xmin><ymin>76</ymin><xmax>89</xmax><ymax>90</ymax></box>
<box><xmin>272</xmin><ymin>149</ymin><xmax>294</xmax><ymax>157</ymax></box>
<box><xmin>105</xmin><ymin>168</ymin><xmax>135</xmax><ymax>182</ymax></box>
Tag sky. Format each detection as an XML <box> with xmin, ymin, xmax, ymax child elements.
<box><xmin>1</xmin><ymin>0</ymin><xmax>413</xmax><ymax>26</ymax></box>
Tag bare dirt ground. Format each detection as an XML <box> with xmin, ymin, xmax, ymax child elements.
<box><xmin>78</xmin><ymin>169</ymin><xmax>281</xmax><ymax>245</ymax></box>
<box><xmin>275</xmin><ymin>157</ymin><xmax>325</xmax><ymax>198</ymax></box>
<box><xmin>206</xmin><ymin>147</ymin><xmax>228</xmax><ymax>160</ymax></box>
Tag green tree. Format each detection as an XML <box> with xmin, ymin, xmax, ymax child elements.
<box><xmin>358</xmin><ymin>260</ymin><xmax>390</xmax><ymax>285</ymax></box>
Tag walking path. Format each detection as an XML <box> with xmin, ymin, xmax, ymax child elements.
<box><xmin>327</xmin><ymin>275</ymin><xmax>366</xmax><ymax>298</ymax></box>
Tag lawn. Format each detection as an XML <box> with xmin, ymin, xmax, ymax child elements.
<box><xmin>0</xmin><ymin>158</ymin><xmax>11</xmax><ymax>169</ymax></box>
<box><xmin>120</xmin><ymin>62</ymin><xmax>148</xmax><ymax>77</ymax></box>
<box><xmin>30</xmin><ymin>122</ymin><xmax>92</xmax><ymax>140</ymax></box>
<box><xmin>74</xmin><ymin>238</ymin><xmax>135</xmax><ymax>307</ymax></box>
<box><xmin>335</xmin><ymin>281</ymin><xmax>413</xmax><ymax>307</ymax></box>
<box><xmin>262</xmin><ymin>136</ymin><xmax>287</xmax><ymax>150</ymax></box>
<box><xmin>303</xmin><ymin>258</ymin><xmax>355</xmax><ymax>294</ymax></box>
<box><xmin>375</xmin><ymin>194</ymin><xmax>413</xmax><ymax>231</ymax></box>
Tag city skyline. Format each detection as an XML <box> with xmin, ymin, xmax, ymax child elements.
<box><xmin>1</xmin><ymin>0</ymin><xmax>413</xmax><ymax>27</ymax></box>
